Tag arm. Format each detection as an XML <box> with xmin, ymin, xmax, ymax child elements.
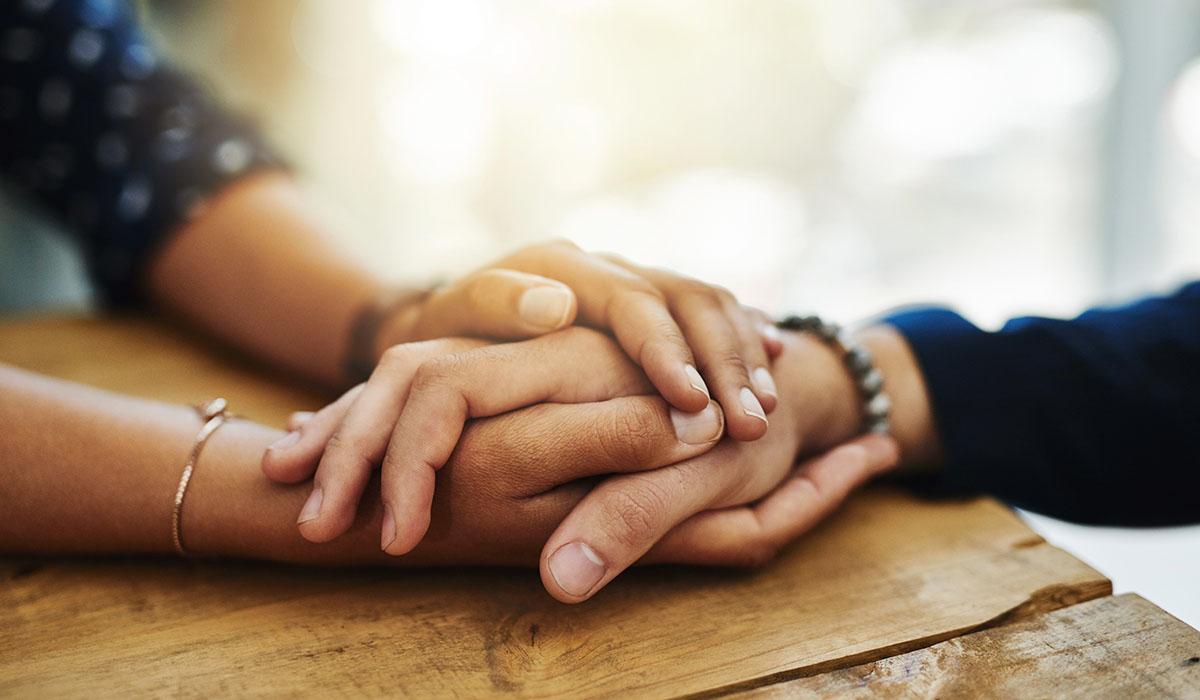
<box><xmin>885</xmin><ymin>282</ymin><xmax>1200</xmax><ymax>526</ymax></box>
<box><xmin>0</xmin><ymin>1</ymin><xmax>393</xmax><ymax>387</ymax></box>
<box><xmin>0</xmin><ymin>328</ymin><xmax>901</xmax><ymax>602</ymax></box>
<box><xmin>0</xmin><ymin>359</ymin><xmax>583</xmax><ymax>562</ymax></box>
<box><xmin>3</xmin><ymin>2</ymin><xmax>782</xmax><ymax>412</ymax></box>
<box><xmin>0</xmin><ymin>356</ymin><xmax>824</xmax><ymax>569</ymax></box>
<box><xmin>0</xmin><ymin>361</ymin><xmax>289</xmax><ymax>557</ymax></box>
<box><xmin>144</xmin><ymin>174</ymin><xmax>396</xmax><ymax>388</ymax></box>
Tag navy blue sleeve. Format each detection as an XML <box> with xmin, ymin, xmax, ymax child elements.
<box><xmin>0</xmin><ymin>0</ymin><xmax>282</xmax><ymax>305</ymax></box>
<box><xmin>885</xmin><ymin>282</ymin><xmax>1200</xmax><ymax>526</ymax></box>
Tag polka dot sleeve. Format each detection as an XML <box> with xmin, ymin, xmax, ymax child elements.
<box><xmin>0</xmin><ymin>0</ymin><xmax>284</xmax><ymax>305</ymax></box>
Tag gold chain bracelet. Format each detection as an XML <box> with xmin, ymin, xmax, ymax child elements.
<box><xmin>171</xmin><ymin>397</ymin><xmax>232</xmax><ymax>557</ymax></box>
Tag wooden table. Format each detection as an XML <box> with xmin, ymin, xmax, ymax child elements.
<box><xmin>2</xmin><ymin>316</ymin><xmax>1198</xmax><ymax>698</ymax></box>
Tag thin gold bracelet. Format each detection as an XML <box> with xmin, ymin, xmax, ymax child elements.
<box><xmin>171</xmin><ymin>397</ymin><xmax>232</xmax><ymax>557</ymax></box>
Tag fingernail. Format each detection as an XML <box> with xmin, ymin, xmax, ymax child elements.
<box><xmin>683</xmin><ymin>364</ymin><xmax>709</xmax><ymax>398</ymax></box>
<box><xmin>739</xmin><ymin>386</ymin><xmax>767</xmax><ymax>422</ymax></box>
<box><xmin>519</xmin><ymin>286</ymin><xmax>573</xmax><ymax>329</ymax></box>
<box><xmin>752</xmin><ymin>367</ymin><xmax>777</xmax><ymax>398</ymax></box>
<box><xmin>381</xmin><ymin>504</ymin><xmax>397</xmax><ymax>550</ymax></box>
<box><xmin>670</xmin><ymin>402</ymin><xmax>722</xmax><ymax>444</ymax></box>
<box><xmin>761</xmin><ymin>323</ymin><xmax>782</xmax><ymax>342</ymax></box>
<box><xmin>297</xmin><ymin>487</ymin><xmax>323</xmax><ymax>524</ymax></box>
<box><xmin>268</xmin><ymin>431</ymin><xmax>300</xmax><ymax>452</ymax></box>
<box><xmin>548</xmin><ymin>542</ymin><xmax>606</xmax><ymax>597</ymax></box>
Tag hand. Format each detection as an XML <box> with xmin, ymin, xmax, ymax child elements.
<box><xmin>205</xmin><ymin>392</ymin><xmax>893</xmax><ymax>585</ymax></box>
<box><xmin>407</xmin><ymin>423</ymin><xmax>895</xmax><ymax>574</ymax></box>
<box><xmin>258</xmin><ymin>327</ymin><xmax>903</xmax><ymax>603</ymax></box>
<box><xmin>380</xmin><ymin>240</ymin><xmax>784</xmax><ymax>440</ymax></box>
<box><xmin>533</xmin><ymin>329</ymin><xmax>902</xmax><ymax>601</ymax></box>
<box><xmin>262</xmin><ymin>328</ymin><xmax>728</xmax><ymax>553</ymax></box>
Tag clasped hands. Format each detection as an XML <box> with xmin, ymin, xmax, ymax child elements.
<box><xmin>261</xmin><ymin>241</ymin><xmax>898</xmax><ymax>603</ymax></box>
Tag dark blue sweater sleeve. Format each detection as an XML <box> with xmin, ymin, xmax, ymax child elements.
<box><xmin>0</xmin><ymin>0</ymin><xmax>282</xmax><ymax>304</ymax></box>
<box><xmin>885</xmin><ymin>282</ymin><xmax>1200</xmax><ymax>526</ymax></box>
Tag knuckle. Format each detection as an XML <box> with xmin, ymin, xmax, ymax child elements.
<box><xmin>617</xmin><ymin>404</ymin><xmax>662</xmax><ymax>443</ymax></box>
<box><xmin>712</xmin><ymin>285</ymin><xmax>737</xmax><ymax>305</ymax></box>
<box><xmin>597</xmin><ymin>250</ymin><xmax>629</xmax><ymax>267</ymax></box>
<box><xmin>410</xmin><ymin>356</ymin><xmax>460</xmax><ymax>392</ymax></box>
<box><xmin>379</xmin><ymin>343</ymin><xmax>414</xmax><ymax>369</ymax></box>
<box><xmin>546</xmin><ymin>237</ymin><xmax>581</xmax><ymax>253</ymax></box>
<box><xmin>324</xmin><ymin>430</ymin><xmax>353</xmax><ymax>455</ymax></box>
<box><xmin>701</xmin><ymin>345</ymin><xmax>747</xmax><ymax>375</ymax></box>
<box><xmin>678</xmin><ymin>279</ymin><xmax>722</xmax><ymax>304</ymax></box>
<box><xmin>604</xmin><ymin>286</ymin><xmax>666</xmax><ymax>329</ymax></box>
<box><xmin>617</xmin><ymin>282</ymin><xmax>665</xmax><ymax>304</ymax></box>
<box><xmin>379</xmin><ymin>340</ymin><xmax>458</xmax><ymax>377</ymax></box>
<box><xmin>322</xmin><ymin>431</ymin><xmax>376</xmax><ymax>477</ymax></box>
<box><xmin>607</xmin><ymin>404</ymin><xmax>662</xmax><ymax>453</ymax></box>
<box><xmin>520</xmin><ymin>238</ymin><xmax>579</xmax><ymax>262</ymax></box>
<box><xmin>601</xmin><ymin>479</ymin><xmax>670</xmax><ymax>550</ymax></box>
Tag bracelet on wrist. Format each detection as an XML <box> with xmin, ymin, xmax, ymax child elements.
<box><xmin>343</xmin><ymin>288</ymin><xmax>431</xmax><ymax>385</ymax></box>
<box><xmin>776</xmin><ymin>314</ymin><xmax>892</xmax><ymax>435</ymax></box>
<box><xmin>172</xmin><ymin>397</ymin><xmax>234</xmax><ymax>557</ymax></box>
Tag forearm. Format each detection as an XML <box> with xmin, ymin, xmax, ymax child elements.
<box><xmin>0</xmin><ymin>364</ymin><xmax>387</xmax><ymax>562</ymax></box>
<box><xmin>0</xmin><ymin>364</ymin><xmax>203</xmax><ymax>553</ymax></box>
<box><xmin>145</xmin><ymin>173</ymin><xmax>412</xmax><ymax>389</ymax></box>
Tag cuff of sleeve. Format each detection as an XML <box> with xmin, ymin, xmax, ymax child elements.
<box><xmin>91</xmin><ymin>145</ymin><xmax>287</xmax><ymax>307</ymax></box>
<box><xmin>881</xmin><ymin>307</ymin><xmax>1056</xmax><ymax>503</ymax></box>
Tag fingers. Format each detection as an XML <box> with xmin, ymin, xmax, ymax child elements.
<box><xmin>747</xmin><ymin>305</ymin><xmax>785</xmax><ymax>359</ymax></box>
<box><xmin>409</xmin><ymin>268</ymin><xmax>578</xmax><ymax>341</ymax></box>
<box><xmin>537</xmin><ymin>448</ymin><xmax>742</xmax><ymax>603</ymax></box>
<box><xmin>723</xmin><ymin>296</ymin><xmax>777</xmax><ymax>414</ymax></box>
<box><xmin>279</xmin><ymin>338</ymin><xmax>487</xmax><ymax>543</ymax></box>
<box><xmin>454</xmin><ymin>396</ymin><xmax>725</xmax><ymax>497</ymax></box>
<box><xmin>379</xmin><ymin>328</ymin><xmax>655</xmax><ymax>556</ymax></box>
<box><xmin>669</xmin><ymin>287</ymin><xmax>770</xmax><ymax>441</ymax></box>
<box><xmin>648</xmin><ymin>435</ymin><xmax>900</xmax><ymax>567</ymax></box>
<box><xmin>261</xmin><ymin>386</ymin><xmax>363</xmax><ymax>484</ymax></box>
<box><xmin>599</xmin><ymin>254</ymin><xmax>774</xmax><ymax>438</ymax></box>
<box><xmin>503</xmin><ymin>242</ymin><xmax>712</xmax><ymax>414</ymax></box>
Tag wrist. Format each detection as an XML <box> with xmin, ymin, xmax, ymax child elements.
<box><xmin>180</xmin><ymin>419</ymin><xmax>286</xmax><ymax>558</ymax></box>
<box><xmin>774</xmin><ymin>323</ymin><xmax>940</xmax><ymax>473</ymax></box>
<box><xmin>182</xmin><ymin>419</ymin><xmax>398</xmax><ymax>565</ymax></box>
<box><xmin>340</xmin><ymin>290</ymin><xmax>429</xmax><ymax>385</ymax></box>
<box><xmin>371</xmin><ymin>295</ymin><xmax>424</xmax><ymax>360</ymax></box>
<box><xmin>856</xmin><ymin>325</ymin><xmax>942</xmax><ymax>472</ymax></box>
<box><xmin>775</xmin><ymin>331</ymin><xmax>862</xmax><ymax>455</ymax></box>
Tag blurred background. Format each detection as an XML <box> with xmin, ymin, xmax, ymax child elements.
<box><xmin>3</xmin><ymin>0</ymin><xmax>1198</xmax><ymax>624</ymax></box>
<box><xmin>136</xmin><ymin>0</ymin><xmax>1200</xmax><ymax>328</ymax></box>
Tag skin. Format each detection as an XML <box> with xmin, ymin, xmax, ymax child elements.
<box><xmin>0</xmin><ymin>325</ymin><xmax>938</xmax><ymax>602</ymax></box>
<box><xmin>148</xmin><ymin>173</ymin><xmax>782</xmax><ymax>416</ymax></box>
<box><xmin>145</xmin><ymin>173</ymin><xmax>785</xmax><ymax>554</ymax></box>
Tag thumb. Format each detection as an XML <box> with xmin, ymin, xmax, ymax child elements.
<box><xmin>409</xmin><ymin>268</ymin><xmax>578</xmax><ymax>341</ymax></box>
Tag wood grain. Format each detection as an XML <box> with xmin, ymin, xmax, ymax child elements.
<box><xmin>0</xmin><ymin>316</ymin><xmax>1114</xmax><ymax>698</ymax></box>
<box><xmin>0</xmin><ymin>314</ymin><xmax>327</xmax><ymax>427</ymax></box>
<box><xmin>738</xmin><ymin>593</ymin><xmax>1200</xmax><ymax>699</ymax></box>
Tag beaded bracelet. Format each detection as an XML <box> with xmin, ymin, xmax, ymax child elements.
<box><xmin>777</xmin><ymin>314</ymin><xmax>891</xmax><ymax>435</ymax></box>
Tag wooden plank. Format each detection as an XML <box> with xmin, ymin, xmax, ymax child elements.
<box><xmin>0</xmin><ymin>317</ymin><xmax>1113</xmax><ymax>697</ymax></box>
<box><xmin>0</xmin><ymin>314</ymin><xmax>327</xmax><ymax>427</ymax></box>
<box><xmin>738</xmin><ymin>593</ymin><xmax>1200</xmax><ymax>699</ymax></box>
